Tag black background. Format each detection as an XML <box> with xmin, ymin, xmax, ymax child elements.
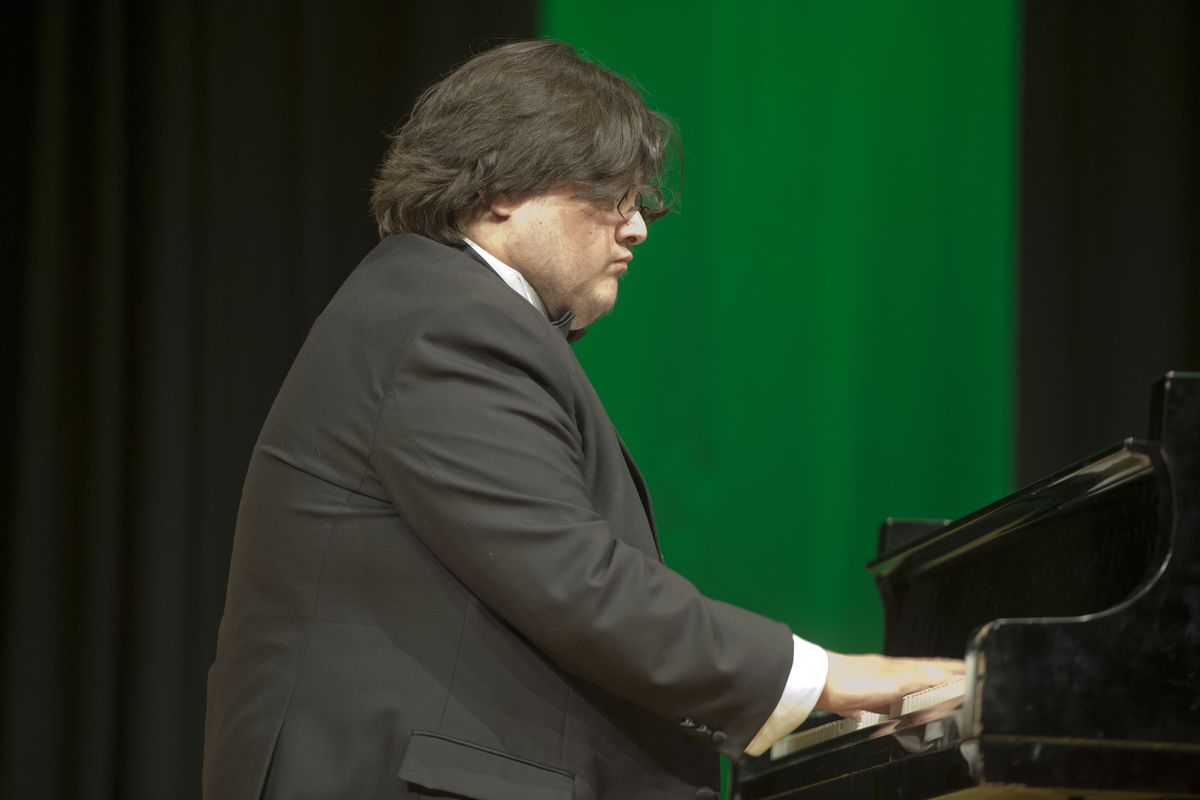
<box><xmin>1017</xmin><ymin>0</ymin><xmax>1200</xmax><ymax>483</ymax></box>
<box><xmin>1</xmin><ymin>3</ymin><xmax>536</xmax><ymax>797</ymax></box>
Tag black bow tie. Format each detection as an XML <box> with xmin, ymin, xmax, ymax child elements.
<box><xmin>552</xmin><ymin>310</ymin><xmax>587</xmax><ymax>343</ymax></box>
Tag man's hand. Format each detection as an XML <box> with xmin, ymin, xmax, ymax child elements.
<box><xmin>816</xmin><ymin>652</ymin><xmax>966</xmax><ymax>719</ymax></box>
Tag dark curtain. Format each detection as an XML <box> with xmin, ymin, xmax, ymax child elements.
<box><xmin>1017</xmin><ymin>0</ymin><xmax>1200</xmax><ymax>484</ymax></box>
<box><xmin>0</xmin><ymin>2</ymin><xmax>536</xmax><ymax>797</ymax></box>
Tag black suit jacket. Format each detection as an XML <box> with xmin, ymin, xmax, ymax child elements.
<box><xmin>203</xmin><ymin>234</ymin><xmax>793</xmax><ymax>799</ymax></box>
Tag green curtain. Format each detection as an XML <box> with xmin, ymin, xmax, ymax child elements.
<box><xmin>542</xmin><ymin>0</ymin><xmax>1015</xmax><ymax>663</ymax></box>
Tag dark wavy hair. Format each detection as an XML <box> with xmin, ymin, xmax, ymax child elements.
<box><xmin>371</xmin><ymin>40</ymin><xmax>677</xmax><ymax>244</ymax></box>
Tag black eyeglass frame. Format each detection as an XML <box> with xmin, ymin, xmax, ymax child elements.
<box><xmin>617</xmin><ymin>191</ymin><xmax>653</xmax><ymax>224</ymax></box>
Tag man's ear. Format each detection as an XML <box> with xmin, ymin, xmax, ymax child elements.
<box><xmin>486</xmin><ymin>193</ymin><xmax>522</xmax><ymax>222</ymax></box>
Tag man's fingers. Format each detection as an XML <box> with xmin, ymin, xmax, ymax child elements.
<box><xmin>909</xmin><ymin>658</ymin><xmax>965</xmax><ymax>684</ymax></box>
<box><xmin>923</xmin><ymin>657</ymin><xmax>966</xmax><ymax>676</ymax></box>
<box><xmin>817</xmin><ymin>652</ymin><xmax>967</xmax><ymax>717</ymax></box>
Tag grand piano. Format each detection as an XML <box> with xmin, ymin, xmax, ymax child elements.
<box><xmin>732</xmin><ymin>371</ymin><xmax>1200</xmax><ymax>799</ymax></box>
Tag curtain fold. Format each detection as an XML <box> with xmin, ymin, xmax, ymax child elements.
<box><xmin>1017</xmin><ymin>0</ymin><xmax>1200</xmax><ymax>482</ymax></box>
<box><xmin>2</xmin><ymin>3</ymin><xmax>535</xmax><ymax>797</ymax></box>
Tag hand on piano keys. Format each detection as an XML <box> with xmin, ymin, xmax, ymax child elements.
<box><xmin>761</xmin><ymin>654</ymin><xmax>965</xmax><ymax>760</ymax></box>
<box><xmin>771</xmin><ymin>674</ymin><xmax>967</xmax><ymax>761</ymax></box>
<box><xmin>816</xmin><ymin>651</ymin><xmax>965</xmax><ymax>719</ymax></box>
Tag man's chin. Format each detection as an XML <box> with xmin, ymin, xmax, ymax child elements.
<box><xmin>571</xmin><ymin>296</ymin><xmax>618</xmax><ymax>330</ymax></box>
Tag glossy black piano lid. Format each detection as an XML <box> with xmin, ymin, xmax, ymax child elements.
<box><xmin>870</xmin><ymin>441</ymin><xmax>1169</xmax><ymax>659</ymax></box>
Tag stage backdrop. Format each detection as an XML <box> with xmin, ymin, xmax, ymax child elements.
<box><xmin>541</xmin><ymin>1</ymin><xmax>1018</xmax><ymax>658</ymax></box>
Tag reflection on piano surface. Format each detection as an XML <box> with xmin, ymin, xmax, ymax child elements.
<box><xmin>732</xmin><ymin>372</ymin><xmax>1200</xmax><ymax>799</ymax></box>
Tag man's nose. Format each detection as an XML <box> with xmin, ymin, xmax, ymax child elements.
<box><xmin>619</xmin><ymin>210</ymin><xmax>648</xmax><ymax>246</ymax></box>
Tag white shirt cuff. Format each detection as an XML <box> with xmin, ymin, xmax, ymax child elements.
<box><xmin>744</xmin><ymin>635</ymin><xmax>828</xmax><ymax>756</ymax></box>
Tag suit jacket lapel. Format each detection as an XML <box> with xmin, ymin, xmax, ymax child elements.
<box><xmin>461</xmin><ymin>241</ymin><xmax>658</xmax><ymax>558</ymax></box>
<box><xmin>615</xmin><ymin>433</ymin><xmax>663</xmax><ymax>562</ymax></box>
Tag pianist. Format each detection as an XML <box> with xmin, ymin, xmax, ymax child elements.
<box><xmin>202</xmin><ymin>40</ymin><xmax>963</xmax><ymax>800</ymax></box>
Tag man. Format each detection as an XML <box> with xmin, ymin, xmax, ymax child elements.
<box><xmin>204</xmin><ymin>40</ymin><xmax>961</xmax><ymax>799</ymax></box>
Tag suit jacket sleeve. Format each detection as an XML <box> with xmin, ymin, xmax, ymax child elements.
<box><xmin>369</xmin><ymin>295</ymin><xmax>793</xmax><ymax>758</ymax></box>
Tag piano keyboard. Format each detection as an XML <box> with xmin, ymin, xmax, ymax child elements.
<box><xmin>891</xmin><ymin>676</ymin><xmax>965</xmax><ymax>716</ymax></box>
<box><xmin>769</xmin><ymin>712</ymin><xmax>888</xmax><ymax>760</ymax></box>
<box><xmin>769</xmin><ymin>678</ymin><xmax>966</xmax><ymax>762</ymax></box>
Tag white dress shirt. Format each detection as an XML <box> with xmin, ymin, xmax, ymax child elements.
<box><xmin>464</xmin><ymin>237</ymin><xmax>549</xmax><ymax>318</ymax></box>
<box><xmin>463</xmin><ymin>235</ymin><xmax>829</xmax><ymax>756</ymax></box>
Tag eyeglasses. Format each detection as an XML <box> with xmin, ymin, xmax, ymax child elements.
<box><xmin>618</xmin><ymin>191</ymin><xmax>650</xmax><ymax>224</ymax></box>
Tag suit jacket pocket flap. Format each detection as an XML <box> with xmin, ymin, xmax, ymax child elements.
<box><xmin>399</xmin><ymin>731</ymin><xmax>574</xmax><ymax>800</ymax></box>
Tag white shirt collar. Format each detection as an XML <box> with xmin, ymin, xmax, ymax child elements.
<box><xmin>463</xmin><ymin>237</ymin><xmax>549</xmax><ymax>319</ymax></box>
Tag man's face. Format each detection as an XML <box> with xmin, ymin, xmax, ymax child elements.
<box><xmin>500</xmin><ymin>188</ymin><xmax>648</xmax><ymax>329</ymax></box>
